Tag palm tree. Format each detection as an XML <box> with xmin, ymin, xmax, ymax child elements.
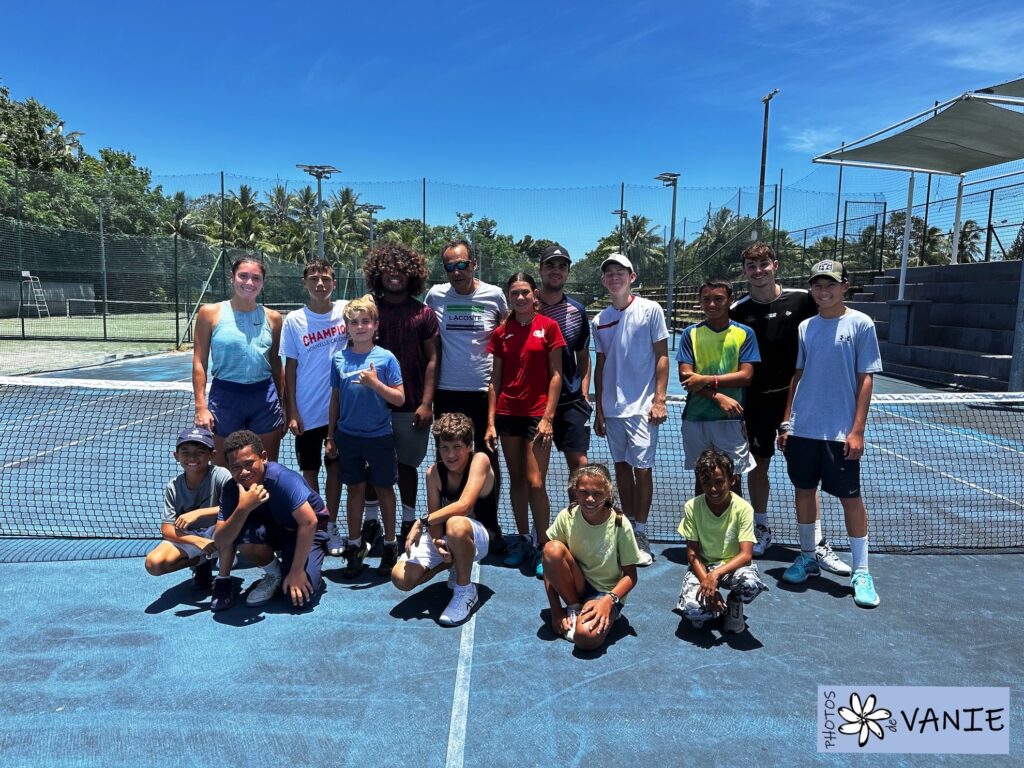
<box><xmin>957</xmin><ymin>219</ymin><xmax>983</xmax><ymax>262</ymax></box>
<box><xmin>262</xmin><ymin>184</ymin><xmax>296</xmax><ymax>229</ymax></box>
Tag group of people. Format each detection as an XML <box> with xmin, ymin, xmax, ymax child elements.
<box><xmin>144</xmin><ymin>237</ymin><xmax>882</xmax><ymax>647</ymax></box>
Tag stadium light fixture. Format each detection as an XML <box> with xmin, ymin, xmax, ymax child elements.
<box><xmin>755</xmin><ymin>89</ymin><xmax>780</xmax><ymax>241</ymax></box>
<box><xmin>296</xmin><ymin>164</ymin><xmax>341</xmax><ymax>260</ymax></box>
<box><xmin>360</xmin><ymin>203</ymin><xmax>386</xmax><ymax>252</ymax></box>
<box><xmin>655</xmin><ymin>172</ymin><xmax>680</xmax><ymax>334</ymax></box>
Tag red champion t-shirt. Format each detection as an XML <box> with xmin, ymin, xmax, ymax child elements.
<box><xmin>487</xmin><ymin>314</ymin><xmax>566</xmax><ymax>417</ymax></box>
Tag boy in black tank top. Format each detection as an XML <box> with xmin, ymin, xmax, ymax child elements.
<box><xmin>390</xmin><ymin>413</ymin><xmax>495</xmax><ymax>626</ymax></box>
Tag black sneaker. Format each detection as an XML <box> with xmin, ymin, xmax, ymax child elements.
<box><xmin>377</xmin><ymin>542</ymin><xmax>399</xmax><ymax>576</ymax></box>
<box><xmin>190</xmin><ymin>559</ymin><xmax>214</xmax><ymax>591</ymax></box>
<box><xmin>399</xmin><ymin>520</ymin><xmax>414</xmax><ymax>548</ymax></box>
<box><xmin>361</xmin><ymin>518</ymin><xmax>382</xmax><ymax>554</ymax></box>
<box><xmin>210</xmin><ymin>577</ymin><xmax>234</xmax><ymax>612</ymax></box>
<box><xmin>488</xmin><ymin>526</ymin><xmax>507</xmax><ymax>556</ymax></box>
<box><xmin>342</xmin><ymin>540</ymin><xmax>370</xmax><ymax>579</ymax></box>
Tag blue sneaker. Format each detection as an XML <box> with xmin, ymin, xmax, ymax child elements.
<box><xmin>533</xmin><ymin>549</ymin><xmax>544</xmax><ymax>579</ymax></box>
<box><xmin>782</xmin><ymin>552</ymin><xmax>821</xmax><ymax>584</ymax></box>
<box><xmin>852</xmin><ymin>570</ymin><xmax>880</xmax><ymax>608</ymax></box>
<box><xmin>503</xmin><ymin>535</ymin><xmax>531</xmax><ymax>567</ymax></box>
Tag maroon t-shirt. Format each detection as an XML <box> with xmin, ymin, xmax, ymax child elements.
<box><xmin>376</xmin><ymin>297</ymin><xmax>439</xmax><ymax>413</ymax></box>
<box><xmin>487</xmin><ymin>313</ymin><xmax>566</xmax><ymax>417</ymax></box>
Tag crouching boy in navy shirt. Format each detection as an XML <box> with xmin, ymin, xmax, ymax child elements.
<box><xmin>212</xmin><ymin>429</ymin><xmax>330</xmax><ymax>612</ymax></box>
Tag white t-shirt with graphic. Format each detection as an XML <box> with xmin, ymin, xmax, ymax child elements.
<box><xmin>425</xmin><ymin>281</ymin><xmax>507</xmax><ymax>392</ymax></box>
<box><xmin>280</xmin><ymin>300</ymin><xmax>348</xmax><ymax>430</ymax></box>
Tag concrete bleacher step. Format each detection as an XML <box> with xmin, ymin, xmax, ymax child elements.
<box><xmin>847</xmin><ymin>301</ymin><xmax>889</xmax><ymax>321</ymax></box>
<box><xmin>929</xmin><ymin>325</ymin><xmax>1014</xmax><ymax>355</ymax></box>
<box><xmin>879</xmin><ymin>342</ymin><xmax>1011</xmax><ymax>380</ymax></box>
<box><xmin>855</xmin><ymin>281</ymin><xmax>1019</xmax><ymax>304</ymax></box>
<box><xmin>880</xmin><ymin>361</ymin><xmax>1008</xmax><ymax>392</ymax></box>
<box><xmin>882</xmin><ymin>260</ymin><xmax>1021</xmax><ymax>284</ymax></box>
<box><xmin>928</xmin><ymin>303</ymin><xmax>1017</xmax><ymax>331</ymax></box>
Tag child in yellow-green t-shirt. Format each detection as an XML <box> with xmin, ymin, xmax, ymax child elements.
<box><xmin>542</xmin><ymin>464</ymin><xmax>642</xmax><ymax>650</ymax></box>
<box><xmin>677</xmin><ymin>448</ymin><xmax>768</xmax><ymax>633</ymax></box>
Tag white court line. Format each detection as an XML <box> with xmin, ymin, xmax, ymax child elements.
<box><xmin>870</xmin><ymin>443</ymin><xmax>1024</xmax><ymax>511</ymax></box>
<box><xmin>875</xmin><ymin>406</ymin><xmax>1024</xmax><ymax>458</ymax></box>
<box><xmin>2</xmin><ymin>404</ymin><xmax>190</xmax><ymax>470</ymax></box>
<box><xmin>445</xmin><ymin>560</ymin><xmax>480</xmax><ymax>768</ymax></box>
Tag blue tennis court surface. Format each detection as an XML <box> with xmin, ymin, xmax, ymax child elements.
<box><xmin>1</xmin><ymin>353</ymin><xmax>1021</xmax><ymax>763</ymax></box>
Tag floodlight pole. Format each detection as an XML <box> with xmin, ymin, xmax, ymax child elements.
<box><xmin>98</xmin><ymin>199</ymin><xmax>110</xmax><ymax>339</ymax></box>
<box><xmin>898</xmin><ymin>173</ymin><xmax>915</xmax><ymax>301</ymax></box>
<box><xmin>296</xmin><ymin>164</ymin><xmax>341</xmax><ymax>260</ymax></box>
<box><xmin>950</xmin><ymin>175</ymin><xmax>965</xmax><ymax>264</ymax></box>
<box><xmin>656</xmin><ymin>172</ymin><xmax>680</xmax><ymax>334</ymax></box>
<box><xmin>362</xmin><ymin>204</ymin><xmax>385</xmax><ymax>251</ymax></box>
<box><xmin>611</xmin><ymin>208</ymin><xmax>628</xmax><ymax>253</ymax></box>
<box><xmin>756</xmin><ymin>89</ymin><xmax>779</xmax><ymax>241</ymax></box>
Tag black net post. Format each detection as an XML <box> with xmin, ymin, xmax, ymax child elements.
<box><xmin>173</xmin><ymin>234</ymin><xmax>180</xmax><ymax>344</ymax></box>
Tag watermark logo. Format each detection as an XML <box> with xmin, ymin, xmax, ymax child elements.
<box><xmin>818</xmin><ymin>686</ymin><xmax>1009</xmax><ymax>754</ymax></box>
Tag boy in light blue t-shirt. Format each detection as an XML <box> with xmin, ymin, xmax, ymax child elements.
<box><xmin>325</xmin><ymin>295</ymin><xmax>405</xmax><ymax>580</ymax></box>
<box><xmin>777</xmin><ymin>260</ymin><xmax>883</xmax><ymax>609</ymax></box>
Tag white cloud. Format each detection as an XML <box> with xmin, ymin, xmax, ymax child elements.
<box><xmin>917</xmin><ymin>14</ymin><xmax>1024</xmax><ymax>75</ymax></box>
<box><xmin>785</xmin><ymin>127</ymin><xmax>842</xmax><ymax>153</ymax></box>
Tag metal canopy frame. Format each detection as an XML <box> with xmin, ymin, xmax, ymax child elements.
<box><xmin>810</xmin><ymin>78</ymin><xmax>1024</xmax><ymax>389</ymax></box>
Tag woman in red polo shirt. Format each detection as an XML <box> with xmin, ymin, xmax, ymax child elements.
<box><xmin>485</xmin><ymin>272</ymin><xmax>565</xmax><ymax>577</ymax></box>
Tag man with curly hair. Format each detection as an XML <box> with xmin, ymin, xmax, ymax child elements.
<box><xmin>362</xmin><ymin>242</ymin><xmax>440</xmax><ymax>547</ymax></box>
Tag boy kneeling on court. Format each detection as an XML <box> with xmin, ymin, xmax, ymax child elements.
<box><xmin>211</xmin><ymin>430</ymin><xmax>330</xmax><ymax>612</ymax></box>
<box><xmin>391</xmin><ymin>414</ymin><xmax>495</xmax><ymax>626</ymax></box>
<box><xmin>542</xmin><ymin>464</ymin><xmax>641</xmax><ymax>650</ymax></box>
<box><xmin>677</xmin><ymin>448</ymin><xmax>767</xmax><ymax>633</ymax></box>
<box><xmin>145</xmin><ymin>427</ymin><xmax>232</xmax><ymax>589</ymax></box>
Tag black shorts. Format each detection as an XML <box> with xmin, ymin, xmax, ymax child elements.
<box><xmin>495</xmin><ymin>414</ymin><xmax>541</xmax><ymax>440</ymax></box>
<box><xmin>784</xmin><ymin>436</ymin><xmax>861</xmax><ymax>499</ymax></box>
<box><xmin>553</xmin><ymin>399</ymin><xmax>592</xmax><ymax>454</ymax></box>
<box><xmin>434</xmin><ymin>389</ymin><xmax>489</xmax><ymax>453</ymax></box>
<box><xmin>294</xmin><ymin>425</ymin><xmax>339</xmax><ymax>472</ymax></box>
<box><xmin>744</xmin><ymin>390</ymin><xmax>788</xmax><ymax>459</ymax></box>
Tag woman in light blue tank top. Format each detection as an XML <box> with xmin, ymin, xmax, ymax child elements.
<box><xmin>192</xmin><ymin>256</ymin><xmax>286</xmax><ymax>463</ymax></box>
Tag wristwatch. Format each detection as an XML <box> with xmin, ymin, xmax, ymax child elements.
<box><xmin>605</xmin><ymin>592</ymin><xmax>621</xmax><ymax>606</ymax></box>
<box><xmin>419</xmin><ymin>514</ymin><xmax>430</xmax><ymax>529</ymax></box>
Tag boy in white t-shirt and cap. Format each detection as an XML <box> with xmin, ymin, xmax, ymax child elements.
<box><xmin>280</xmin><ymin>258</ymin><xmax>348</xmax><ymax>555</ymax></box>
<box><xmin>591</xmin><ymin>253</ymin><xmax>669</xmax><ymax>566</ymax></box>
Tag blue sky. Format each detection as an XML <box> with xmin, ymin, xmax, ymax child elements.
<box><xmin>4</xmin><ymin>0</ymin><xmax>1023</xmax><ymax>254</ymax></box>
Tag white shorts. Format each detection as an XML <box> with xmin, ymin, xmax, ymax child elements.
<box><xmin>400</xmin><ymin>517</ymin><xmax>490</xmax><ymax>570</ymax></box>
<box><xmin>681</xmin><ymin>419</ymin><xmax>756</xmax><ymax>474</ymax></box>
<box><xmin>604</xmin><ymin>415</ymin><xmax>659</xmax><ymax>469</ymax></box>
<box><xmin>169</xmin><ymin>525</ymin><xmax>216</xmax><ymax>560</ymax></box>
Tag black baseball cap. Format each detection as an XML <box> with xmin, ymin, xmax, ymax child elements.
<box><xmin>539</xmin><ymin>244</ymin><xmax>571</xmax><ymax>265</ymax></box>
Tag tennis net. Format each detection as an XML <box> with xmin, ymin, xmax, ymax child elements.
<box><xmin>1</xmin><ymin>376</ymin><xmax>1022</xmax><ymax>554</ymax></box>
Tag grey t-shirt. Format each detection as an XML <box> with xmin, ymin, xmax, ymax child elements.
<box><xmin>162</xmin><ymin>465</ymin><xmax>233</xmax><ymax>532</ymax></box>
<box><xmin>425</xmin><ymin>281</ymin><xmax>508</xmax><ymax>392</ymax></box>
<box><xmin>791</xmin><ymin>309</ymin><xmax>883</xmax><ymax>442</ymax></box>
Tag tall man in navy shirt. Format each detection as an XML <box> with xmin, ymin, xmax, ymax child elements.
<box><xmin>212</xmin><ymin>430</ymin><xmax>330</xmax><ymax>612</ymax></box>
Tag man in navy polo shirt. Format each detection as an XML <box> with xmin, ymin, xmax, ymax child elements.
<box><xmin>212</xmin><ymin>429</ymin><xmax>330</xmax><ymax>612</ymax></box>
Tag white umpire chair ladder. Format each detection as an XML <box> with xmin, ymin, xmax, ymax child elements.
<box><xmin>20</xmin><ymin>271</ymin><xmax>50</xmax><ymax>318</ymax></box>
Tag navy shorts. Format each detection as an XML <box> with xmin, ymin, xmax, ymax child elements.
<box><xmin>208</xmin><ymin>378</ymin><xmax>284</xmax><ymax>438</ymax></box>
<box><xmin>335</xmin><ymin>432</ymin><xmax>398</xmax><ymax>488</ymax></box>
<box><xmin>784</xmin><ymin>435</ymin><xmax>861</xmax><ymax>499</ymax></box>
<box><xmin>553</xmin><ymin>399</ymin><xmax>592</xmax><ymax>454</ymax></box>
<box><xmin>495</xmin><ymin>414</ymin><xmax>541</xmax><ymax>440</ymax></box>
<box><xmin>581</xmin><ymin>579</ymin><xmax>623</xmax><ymax>621</ymax></box>
<box><xmin>294</xmin><ymin>425</ymin><xmax>338</xmax><ymax>472</ymax></box>
<box><xmin>233</xmin><ymin>518</ymin><xmax>330</xmax><ymax>592</ymax></box>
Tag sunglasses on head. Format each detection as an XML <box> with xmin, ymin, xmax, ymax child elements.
<box><xmin>443</xmin><ymin>260</ymin><xmax>472</xmax><ymax>273</ymax></box>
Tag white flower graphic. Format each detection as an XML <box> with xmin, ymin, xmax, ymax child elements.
<box><xmin>838</xmin><ymin>693</ymin><xmax>892</xmax><ymax>747</ymax></box>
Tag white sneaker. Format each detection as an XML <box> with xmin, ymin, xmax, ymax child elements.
<box><xmin>439</xmin><ymin>583</ymin><xmax>478</xmax><ymax>626</ymax></box>
<box><xmin>752</xmin><ymin>524</ymin><xmax>772</xmax><ymax>557</ymax></box>
<box><xmin>563</xmin><ymin>603</ymin><xmax>581</xmax><ymax>642</ymax></box>
<box><xmin>816</xmin><ymin>539</ymin><xmax>852</xmax><ymax>576</ymax></box>
<box><xmin>634</xmin><ymin>530</ymin><xmax>654</xmax><ymax>567</ymax></box>
<box><xmin>245</xmin><ymin>570</ymin><xmax>282</xmax><ymax>606</ymax></box>
<box><xmin>723</xmin><ymin>597</ymin><xmax>745</xmax><ymax>634</ymax></box>
<box><xmin>326</xmin><ymin>522</ymin><xmax>346</xmax><ymax>557</ymax></box>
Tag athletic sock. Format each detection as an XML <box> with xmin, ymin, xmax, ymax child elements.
<box><xmin>262</xmin><ymin>559</ymin><xmax>282</xmax><ymax>577</ymax></box>
<box><xmin>363</xmin><ymin>501</ymin><xmax>380</xmax><ymax>522</ymax></box>
<box><xmin>754</xmin><ymin>513</ymin><xmax>768</xmax><ymax>527</ymax></box>
<box><xmin>634</xmin><ymin>521</ymin><xmax>647</xmax><ymax>535</ymax></box>
<box><xmin>383</xmin><ymin>538</ymin><xmax>397</xmax><ymax>546</ymax></box>
<box><xmin>401</xmin><ymin>504</ymin><xmax>416</xmax><ymax>522</ymax></box>
<box><xmin>850</xmin><ymin>536</ymin><xmax>869</xmax><ymax>572</ymax></box>
<box><xmin>814</xmin><ymin>519</ymin><xmax>823</xmax><ymax>544</ymax></box>
<box><xmin>798</xmin><ymin>523</ymin><xmax>817</xmax><ymax>555</ymax></box>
